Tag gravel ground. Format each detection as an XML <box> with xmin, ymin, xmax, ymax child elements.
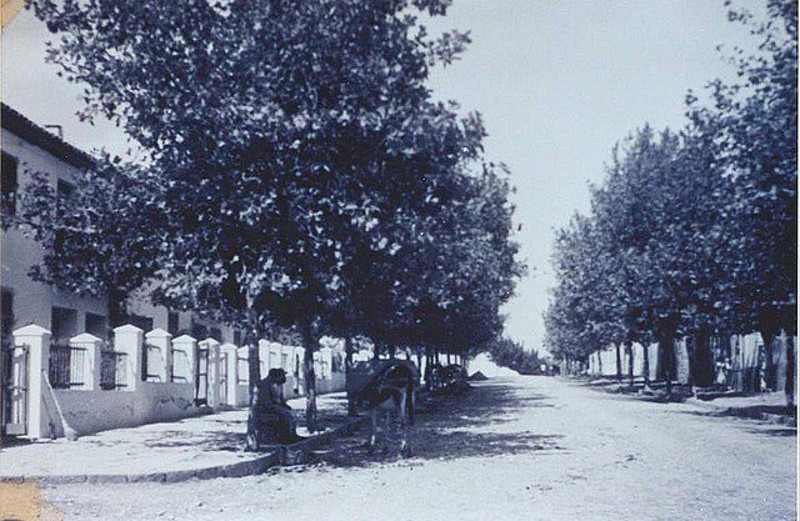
<box><xmin>42</xmin><ymin>376</ymin><xmax>796</xmax><ymax>521</ymax></box>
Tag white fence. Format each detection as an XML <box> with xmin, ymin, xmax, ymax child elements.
<box><xmin>10</xmin><ymin>324</ymin><xmax>347</xmax><ymax>439</ymax></box>
<box><xmin>587</xmin><ymin>333</ymin><xmax>796</xmax><ymax>393</ymax></box>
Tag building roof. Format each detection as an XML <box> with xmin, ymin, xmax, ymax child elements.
<box><xmin>1</xmin><ymin>103</ymin><xmax>95</xmax><ymax>169</ymax></box>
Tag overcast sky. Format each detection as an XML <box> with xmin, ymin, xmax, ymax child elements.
<box><xmin>2</xmin><ymin>1</ymin><xmax>764</xmax><ymax>352</ymax></box>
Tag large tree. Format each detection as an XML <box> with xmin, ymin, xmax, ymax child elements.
<box><xmin>29</xmin><ymin>0</ymin><xmax>523</xmax><ymax>429</ymax></box>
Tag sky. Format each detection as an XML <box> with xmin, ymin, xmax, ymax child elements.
<box><xmin>1</xmin><ymin>1</ymin><xmax>764</xmax><ymax>352</ymax></box>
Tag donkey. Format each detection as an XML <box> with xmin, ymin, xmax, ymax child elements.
<box><xmin>348</xmin><ymin>360</ymin><xmax>418</xmax><ymax>457</ymax></box>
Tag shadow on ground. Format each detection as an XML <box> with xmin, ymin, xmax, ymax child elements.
<box><xmin>321</xmin><ymin>382</ymin><xmax>564</xmax><ymax>468</ymax></box>
<box><xmin>136</xmin><ymin>410</ymin><xmax>352</xmax><ymax>453</ymax></box>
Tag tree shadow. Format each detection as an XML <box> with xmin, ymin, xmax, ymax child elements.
<box><xmin>749</xmin><ymin>427</ymin><xmax>796</xmax><ymax>437</ymax></box>
<box><xmin>720</xmin><ymin>405</ymin><xmax>796</xmax><ymax>419</ymax></box>
<box><xmin>140</xmin><ymin>408</ymin><xmax>354</xmax><ymax>453</ymax></box>
<box><xmin>318</xmin><ymin>382</ymin><xmax>564</xmax><ymax>468</ymax></box>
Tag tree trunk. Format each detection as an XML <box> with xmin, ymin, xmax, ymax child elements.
<box><xmin>626</xmin><ymin>340</ymin><xmax>634</xmax><ymax>388</ymax></box>
<box><xmin>388</xmin><ymin>342</ymin><xmax>396</xmax><ymax>359</ymax></box>
<box><xmin>424</xmin><ymin>347</ymin><xmax>434</xmax><ymax>390</ymax></box>
<box><xmin>108</xmin><ymin>287</ymin><xmax>128</xmax><ymax>330</ymax></box>
<box><xmin>245</xmin><ymin>320</ymin><xmax>262</xmax><ymax>400</ymax></box>
<box><xmin>691</xmin><ymin>329</ymin><xmax>715</xmax><ymax>388</ymax></box>
<box><xmin>785</xmin><ymin>331</ymin><xmax>795</xmax><ymax>410</ymax></box>
<box><xmin>657</xmin><ymin>323</ymin><xmax>676</xmax><ymax>397</ymax></box>
<box><xmin>642</xmin><ymin>343</ymin><xmax>651</xmax><ymax>388</ymax></box>
<box><xmin>345</xmin><ymin>336</ymin><xmax>356</xmax><ymax>417</ymax></box>
<box><xmin>760</xmin><ymin>330</ymin><xmax>778</xmax><ymax>391</ymax></box>
<box><xmin>300</xmin><ymin>320</ymin><xmax>319</xmax><ymax>433</ymax></box>
<box><xmin>615</xmin><ymin>344</ymin><xmax>622</xmax><ymax>382</ymax></box>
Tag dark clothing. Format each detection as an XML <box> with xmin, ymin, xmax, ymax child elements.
<box><xmin>249</xmin><ymin>376</ymin><xmax>299</xmax><ymax>444</ymax></box>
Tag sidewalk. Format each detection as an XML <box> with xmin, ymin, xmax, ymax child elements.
<box><xmin>580</xmin><ymin>377</ymin><xmax>797</xmax><ymax>426</ymax></box>
<box><xmin>0</xmin><ymin>392</ymin><xmax>358</xmax><ymax>483</ymax></box>
<box><xmin>686</xmin><ymin>391</ymin><xmax>797</xmax><ymax>426</ymax></box>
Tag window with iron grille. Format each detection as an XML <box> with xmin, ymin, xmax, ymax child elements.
<box><xmin>49</xmin><ymin>341</ymin><xmax>86</xmax><ymax>389</ymax></box>
<box><xmin>1</xmin><ymin>152</ymin><xmax>18</xmax><ymax>216</ymax></box>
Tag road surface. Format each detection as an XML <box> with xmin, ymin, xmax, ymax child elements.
<box><xmin>42</xmin><ymin>376</ymin><xmax>796</xmax><ymax>521</ymax></box>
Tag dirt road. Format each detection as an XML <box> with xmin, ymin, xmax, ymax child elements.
<box><xmin>42</xmin><ymin>377</ymin><xmax>796</xmax><ymax>521</ymax></box>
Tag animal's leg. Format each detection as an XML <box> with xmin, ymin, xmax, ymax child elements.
<box><xmin>398</xmin><ymin>390</ymin><xmax>411</xmax><ymax>457</ymax></box>
<box><xmin>382</xmin><ymin>407</ymin><xmax>392</xmax><ymax>455</ymax></box>
<box><xmin>367</xmin><ymin>408</ymin><xmax>378</xmax><ymax>454</ymax></box>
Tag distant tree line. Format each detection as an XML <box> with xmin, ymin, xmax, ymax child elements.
<box><xmin>544</xmin><ymin>0</ymin><xmax>796</xmax><ymax>406</ymax></box>
<box><xmin>484</xmin><ymin>337</ymin><xmax>545</xmax><ymax>375</ymax></box>
<box><xmin>6</xmin><ymin>0</ymin><xmax>525</xmax><ymax>429</ymax></box>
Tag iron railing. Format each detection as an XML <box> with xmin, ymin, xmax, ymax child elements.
<box><xmin>171</xmin><ymin>346</ymin><xmax>189</xmax><ymax>382</ymax></box>
<box><xmin>142</xmin><ymin>343</ymin><xmax>162</xmax><ymax>381</ymax></box>
<box><xmin>100</xmin><ymin>351</ymin><xmax>128</xmax><ymax>390</ymax></box>
<box><xmin>49</xmin><ymin>341</ymin><xmax>86</xmax><ymax>389</ymax></box>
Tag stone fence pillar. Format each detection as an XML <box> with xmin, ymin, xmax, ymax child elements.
<box><xmin>172</xmin><ymin>335</ymin><xmax>197</xmax><ymax>385</ymax></box>
<box><xmin>13</xmin><ymin>325</ymin><xmax>52</xmax><ymax>439</ymax></box>
<box><xmin>113</xmin><ymin>324</ymin><xmax>143</xmax><ymax>390</ymax></box>
<box><xmin>221</xmin><ymin>343</ymin><xmax>238</xmax><ymax>406</ymax></box>
<box><xmin>145</xmin><ymin>328</ymin><xmax>172</xmax><ymax>383</ymax></box>
<box><xmin>200</xmin><ymin>338</ymin><xmax>221</xmax><ymax>408</ymax></box>
<box><xmin>320</xmin><ymin>346</ymin><xmax>333</xmax><ymax>380</ymax></box>
<box><xmin>69</xmin><ymin>333</ymin><xmax>103</xmax><ymax>391</ymax></box>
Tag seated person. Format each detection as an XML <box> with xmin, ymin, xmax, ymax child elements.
<box><xmin>248</xmin><ymin>368</ymin><xmax>303</xmax><ymax>445</ymax></box>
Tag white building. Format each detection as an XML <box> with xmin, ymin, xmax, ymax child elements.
<box><xmin>0</xmin><ymin>103</ymin><xmax>239</xmax><ymax>347</ymax></box>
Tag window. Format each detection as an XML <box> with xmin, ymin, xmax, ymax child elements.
<box><xmin>1</xmin><ymin>153</ymin><xmax>18</xmax><ymax>216</ymax></box>
<box><xmin>1</xmin><ymin>288</ymin><xmax>14</xmax><ymax>349</ymax></box>
<box><xmin>167</xmin><ymin>311</ymin><xmax>179</xmax><ymax>336</ymax></box>
<box><xmin>51</xmin><ymin>306</ymin><xmax>78</xmax><ymax>343</ymax></box>
<box><xmin>210</xmin><ymin>327</ymin><xmax>222</xmax><ymax>342</ymax></box>
<box><xmin>191</xmin><ymin>322</ymin><xmax>208</xmax><ymax>341</ymax></box>
<box><xmin>85</xmin><ymin>313</ymin><xmax>107</xmax><ymax>339</ymax></box>
<box><xmin>126</xmin><ymin>314</ymin><xmax>153</xmax><ymax>334</ymax></box>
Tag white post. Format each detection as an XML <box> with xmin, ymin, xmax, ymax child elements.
<box><xmin>145</xmin><ymin>328</ymin><xmax>172</xmax><ymax>382</ymax></box>
<box><xmin>172</xmin><ymin>335</ymin><xmax>197</xmax><ymax>385</ymax></box>
<box><xmin>221</xmin><ymin>343</ymin><xmax>238</xmax><ymax>406</ymax></box>
<box><xmin>320</xmin><ymin>346</ymin><xmax>333</xmax><ymax>380</ymax></box>
<box><xmin>69</xmin><ymin>333</ymin><xmax>102</xmax><ymax>391</ymax></box>
<box><xmin>13</xmin><ymin>325</ymin><xmax>52</xmax><ymax>439</ymax></box>
<box><xmin>258</xmin><ymin>339</ymin><xmax>270</xmax><ymax>376</ymax></box>
<box><xmin>200</xmin><ymin>338</ymin><xmax>221</xmax><ymax>407</ymax></box>
<box><xmin>113</xmin><ymin>324</ymin><xmax>143</xmax><ymax>391</ymax></box>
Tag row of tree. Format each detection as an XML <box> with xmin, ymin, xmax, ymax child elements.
<box><xmin>7</xmin><ymin>0</ymin><xmax>524</xmax><ymax>429</ymax></box>
<box><xmin>544</xmin><ymin>0</ymin><xmax>796</xmax><ymax>406</ymax></box>
<box><xmin>485</xmin><ymin>337</ymin><xmax>546</xmax><ymax>375</ymax></box>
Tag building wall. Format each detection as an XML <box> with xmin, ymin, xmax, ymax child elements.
<box><xmin>1</xmin><ymin>127</ymin><xmax>109</xmax><ymax>337</ymax></box>
<box><xmin>1</xmin><ymin>126</ymin><xmax>238</xmax><ymax>344</ymax></box>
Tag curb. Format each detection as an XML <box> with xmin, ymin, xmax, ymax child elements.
<box><xmin>722</xmin><ymin>407</ymin><xmax>797</xmax><ymax>427</ymax></box>
<box><xmin>686</xmin><ymin>398</ymin><xmax>797</xmax><ymax>427</ymax></box>
<box><xmin>1</xmin><ymin>417</ymin><xmax>365</xmax><ymax>485</ymax></box>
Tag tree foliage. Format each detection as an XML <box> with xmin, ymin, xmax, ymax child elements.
<box><xmin>545</xmin><ymin>0</ymin><xmax>796</xmax><ymax>401</ymax></box>
<box><xmin>20</xmin><ymin>0</ymin><xmax>524</xmax><ymax>428</ymax></box>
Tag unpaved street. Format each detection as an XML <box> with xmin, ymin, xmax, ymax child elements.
<box><xmin>43</xmin><ymin>377</ymin><xmax>796</xmax><ymax>521</ymax></box>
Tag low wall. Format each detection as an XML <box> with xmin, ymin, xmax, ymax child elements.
<box><xmin>589</xmin><ymin>333</ymin><xmax>796</xmax><ymax>391</ymax></box>
<box><xmin>317</xmin><ymin>372</ymin><xmax>346</xmax><ymax>395</ymax></box>
<box><xmin>43</xmin><ymin>382</ymin><xmax>200</xmax><ymax>438</ymax></box>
